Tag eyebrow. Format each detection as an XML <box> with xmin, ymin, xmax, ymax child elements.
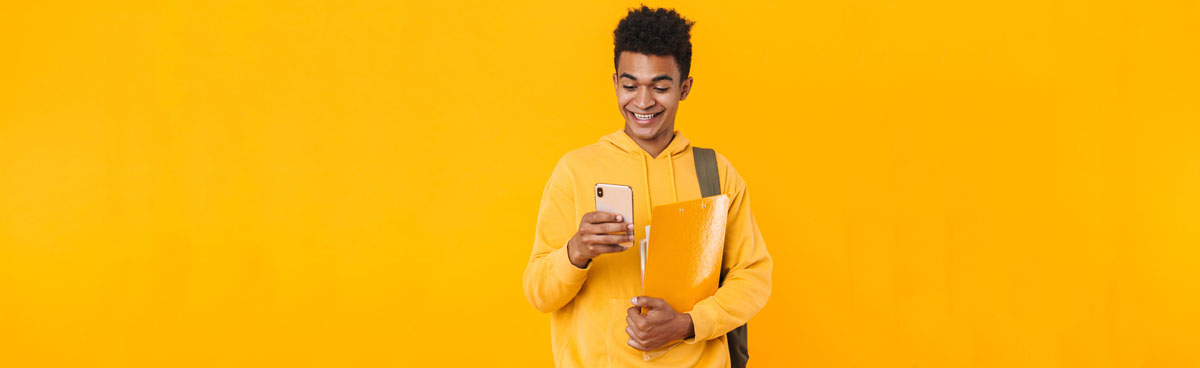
<box><xmin>620</xmin><ymin>73</ymin><xmax>674</xmax><ymax>82</ymax></box>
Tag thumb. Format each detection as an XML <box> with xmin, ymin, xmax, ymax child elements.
<box><xmin>632</xmin><ymin>296</ymin><xmax>669</xmax><ymax>310</ymax></box>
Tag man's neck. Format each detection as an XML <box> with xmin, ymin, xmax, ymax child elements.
<box><xmin>624</xmin><ymin>128</ymin><xmax>676</xmax><ymax>158</ymax></box>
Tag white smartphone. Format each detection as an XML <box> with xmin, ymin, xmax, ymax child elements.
<box><xmin>594</xmin><ymin>183</ymin><xmax>634</xmax><ymax>248</ymax></box>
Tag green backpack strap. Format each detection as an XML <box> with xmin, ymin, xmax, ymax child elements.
<box><xmin>692</xmin><ymin>147</ymin><xmax>749</xmax><ymax>368</ymax></box>
<box><xmin>693</xmin><ymin>147</ymin><xmax>721</xmax><ymax>198</ymax></box>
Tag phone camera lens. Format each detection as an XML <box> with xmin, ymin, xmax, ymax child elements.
<box><xmin>597</xmin><ymin>187</ymin><xmax>604</xmax><ymax>197</ymax></box>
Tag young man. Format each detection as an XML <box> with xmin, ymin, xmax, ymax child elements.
<box><xmin>523</xmin><ymin>6</ymin><xmax>773</xmax><ymax>367</ymax></box>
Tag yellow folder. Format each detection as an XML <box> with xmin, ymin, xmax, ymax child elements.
<box><xmin>641</xmin><ymin>194</ymin><xmax>730</xmax><ymax>315</ymax></box>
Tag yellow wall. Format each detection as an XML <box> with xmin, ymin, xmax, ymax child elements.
<box><xmin>2</xmin><ymin>1</ymin><xmax>1198</xmax><ymax>366</ymax></box>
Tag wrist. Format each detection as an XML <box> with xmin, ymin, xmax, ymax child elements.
<box><xmin>570</xmin><ymin>257</ymin><xmax>590</xmax><ymax>269</ymax></box>
<box><xmin>566</xmin><ymin>240</ymin><xmax>590</xmax><ymax>268</ymax></box>
<box><xmin>677</xmin><ymin>313</ymin><xmax>695</xmax><ymax>340</ymax></box>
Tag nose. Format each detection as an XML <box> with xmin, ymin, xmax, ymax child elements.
<box><xmin>634</xmin><ymin>87</ymin><xmax>655</xmax><ymax>111</ymax></box>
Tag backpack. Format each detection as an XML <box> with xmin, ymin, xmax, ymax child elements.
<box><xmin>692</xmin><ymin>147</ymin><xmax>749</xmax><ymax>368</ymax></box>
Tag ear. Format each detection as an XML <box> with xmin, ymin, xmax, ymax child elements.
<box><xmin>613</xmin><ymin>73</ymin><xmax>620</xmax><ymax>91</ymax></box>
<box><xmin>679</xmin><ymin>76</ymin><xmax>694</xmax><ymax>101</ymax></box>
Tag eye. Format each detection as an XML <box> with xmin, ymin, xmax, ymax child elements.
<box><xmin>623</xmin><ymin>85</ymin><xmax>636</xmax><ymax>90</ymax></box>
<box><xmin>654</xmin><ymin>87</ymin><xmax>669</xmax><ymax>92</ymax></box>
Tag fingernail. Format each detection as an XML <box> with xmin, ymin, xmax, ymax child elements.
<box><xmin>616</xmin><ymin>215</ymin><xmax>623</xmax><ymax>222</ymax></box>
<box><xmin>631</xmin><ymin>297</ymin><xmax>638</xmax><ymax>304</ymax></box>
<box><xmin>627</xmin><ymin>224</ymin><xmax>634</xmax><ymax>230</ymax></box>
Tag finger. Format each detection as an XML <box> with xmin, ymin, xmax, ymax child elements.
<box><xmin>578</xmin><ymin>222</ymin><xmax>604</xmax><ymax>236</ymax></box>
<box><xmin>632</xmin><ymin>296</ymin><xmax>671</xmax><ymax>311</ymax></box>
<box><xmin>594</xmin><ymin>222</ymin><xmax>633</xmax><ymax>234</ymax></box>
<box><xmin>584</xmin><ymin>211</ymin><xmax>622</xmax><ymax>224</ymax></box>
<box><xmin>628</xmin><ymin>337</ymin><xmax>650</xmax><ymax>351</ymax></box>
<box><xmin>592</xmin><ymin>234</ymin><xmax>638</xmax><ymax>246</ymax></box>
<box><xmin>626</xmin><ymin>314</ymin><xmax>649</xmax><ymax>332</ymax></box>
<box><xmin>627</xmin><ymin>307</ymin><xmax>652</xmax><ymax>330</ymax></box>
<box><xmin>580</xmin><ymin>222</ymin><xmax>632</xmax><ymax>237</ymax></box>
<box><xmin>585</xmin><ymin>234</ymin><xmax>635</xmax><ymax>246</ymax></box>
<box><xmin>633</xmin><ymin>315</ymin><xmax>648</xmax><ymax>331</ymax></box>
<box><xmin>625</xmin><ymin>326</ymin><xmax>646</xmax><ymax>341</ymax></box>
<box><xmin>588</xmin><ymin>243</ymin><xmax>628</xmax><ymax>255</ymax></box>
<box><xmin>642</xmin><ymin>339</ymin><xmax>663</xmax><ymax>350</ymax></box>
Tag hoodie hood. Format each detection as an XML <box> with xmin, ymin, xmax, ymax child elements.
<box><xmin>599</xmin><ymin>130</ymin><xmax>692</xmax><ymax>217</ymax></box>
<box><xmin>599</xmin><ymin>129</ymin><xmax>692</xmax><ymax>160</ymax></box>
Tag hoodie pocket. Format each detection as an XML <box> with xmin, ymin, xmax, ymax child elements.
<box><xmin>602</xmin><ymin>298</ymin><xmax>616</xmax><ymax>356</ymax></box>
<box><xmin>607</xmin><ymin>298</ymin><xmax>632</xmax><ymax>356</ymax></box>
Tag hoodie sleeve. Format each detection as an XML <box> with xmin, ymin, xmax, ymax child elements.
<box><xmin>523</xmin><ymin>158</ymin><xmax>590</xmax><ymax>313</ymax></box>
<box><xmin>684</xmin><ymin>157</ymin><xmax>774</xmax><ymax>343</ymax></box>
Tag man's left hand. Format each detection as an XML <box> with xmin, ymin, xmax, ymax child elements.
<box><xmin>625</xmin><ymin>296</ymin><xmax>695</xmax><ymax>351</ymax></box>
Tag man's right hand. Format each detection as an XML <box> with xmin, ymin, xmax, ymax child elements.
<box><xmin>567</xmin><ymin>211</ymin><xmax>634</xmax><ymax>268</ymax></box>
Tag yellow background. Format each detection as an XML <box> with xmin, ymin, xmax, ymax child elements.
<box><xmin>2</xmin><ymin>0</ymin><xmax>1199</xmax><ymax>366</ymax></box>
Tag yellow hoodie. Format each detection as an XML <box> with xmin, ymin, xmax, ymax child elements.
<box><xmin>523</xmin><ymin>130</ymin><xmax>773</xmax><ymax>367</ymax></box>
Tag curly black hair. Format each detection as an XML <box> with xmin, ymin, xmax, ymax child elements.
<box><xmin>613</xmin><ymin>5</ymin><xmax>696</xmax><ymax>81</ymax></box>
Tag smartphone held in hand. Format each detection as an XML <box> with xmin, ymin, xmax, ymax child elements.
<box><xmin>594</xmin><ymin>183</ymin><xmax>635</xmax><ymax>248</ymax></box>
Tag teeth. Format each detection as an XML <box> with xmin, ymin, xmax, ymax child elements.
<box><xmin>634</xmin><ymin>112</ymin><xmax>655</xmax><ymax>120</ymax></box>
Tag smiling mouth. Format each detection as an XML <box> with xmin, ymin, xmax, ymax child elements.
<box><xmin>631</xmin><ymin>111</ymin><xmax>661</xmax><ymax>121</ymax></box>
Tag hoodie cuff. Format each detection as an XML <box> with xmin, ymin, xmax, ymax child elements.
<box><xmin>683</xmin><ymin>301</ymin><xmax>721</xmax><ymax>344</ymax></box>
<box><xmin>552</xmin><ymin>242</ymin><xmax>590</xmax><ymax>284</ymax></box>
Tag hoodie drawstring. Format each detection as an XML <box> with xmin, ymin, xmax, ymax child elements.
<box><xmin>668</xmin><ymin>154</ymin><xmax>677</xmax><ymax>204</ymax></box>
<box><xmin>640</xmin><ymin>149</ymin><xmax>680</xmax><ymax>218</ymax></box>
<box><xmin>640</xmin><ymin>153</ymin><xmax>652</xmax><ymax>218</ymax></box>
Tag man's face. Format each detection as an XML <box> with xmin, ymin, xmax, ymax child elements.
<box><xmin>614</xmin><ymin>51</ymin><xmax>693</xmax><ymax>142</ymax></box>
